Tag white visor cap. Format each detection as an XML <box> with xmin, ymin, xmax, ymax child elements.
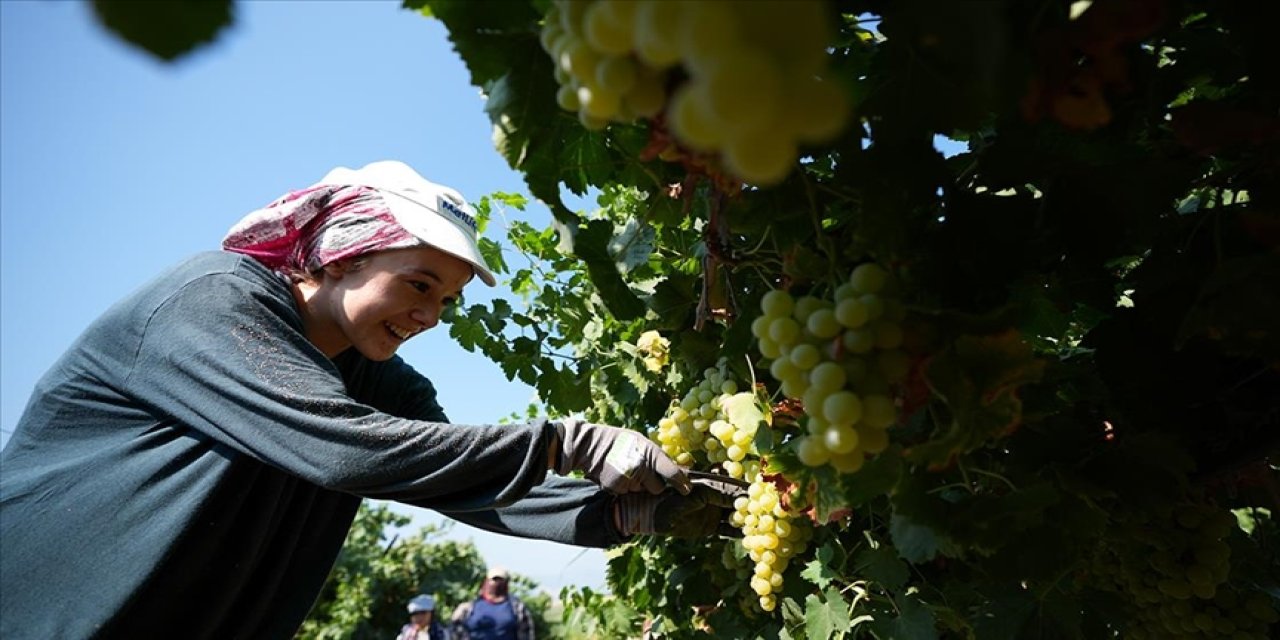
<box><xmin>317</xmin><ymin>160</ymin><xmax>496</xmax><ymax>286</ymax></box>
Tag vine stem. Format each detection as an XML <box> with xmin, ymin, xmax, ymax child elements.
<box><xmin>968</xmin><ymin>467</ymin><xmax>1018</xmax><ymax>491</ymax></box>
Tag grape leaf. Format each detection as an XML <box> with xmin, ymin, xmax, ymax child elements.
<box><xmin>804</xmin><ymin>587</ymin><xmax>851</xmax><ymax>640</ymax></box>
<box><xmin>572</xmin><ymin>220</ymin><xmax>646</xmax><ymax>321</ymax></box>
<box><xmin>867</xmin><ymin>594</ymin><xmax>938</xmax><ymax>640</ymax></box>
<box><xmin>800</xmin><ymin>540</ymin><xmax>841</xmax><ymax>590</ymax></box>
<box><xmin>948</xmin><ymin>483</ymin><xmax>1060</xmax><ymax>555</ymax></box>
<box><xmin>811</xmin><ymin>466</ymin><xmax>849</xmax><ymax>524</ymax></box>
<box><xmin>843</xmin><ymin>449</ymin><xmax>905</xmax><ymax>507</ymax></box>
<box><xmin>92</xmin><ymin>0</ymin><xmax>233</xmax><ymax>62</ymax></box>
<box><xmin>971</xmin><ymin>591</ymin><xmax>1037</xmax><ymax>640</ymax></box>
<box><xmin>909</xmin><ymin>331</ymin><xmax>1046</xmax><ymax>468</ymax></box>
<box><xmin>1177</xmin><ymin>253</ymin><xmax>1280</xmax><ymax>360</ymax></box>
<box><xmin>889</xmin><ymin>513</ymin><xmax>950</xmax><ymax>564</ymax></box>
<box><xmin>722</xmin><ymin>392</ymin><xmax>767</xmax><ymax>431</ymax></box>
<box><xmin>855</xmin><ymin>544</ymin><xmax>909</xmax><ymax>591</ymax></box>
<box><xmin>608</xmin><ymin>217</ymin><xmax>656</xmax><ymax>275</ymax></box>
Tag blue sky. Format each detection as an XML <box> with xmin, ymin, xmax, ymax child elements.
<box><xmin>0</xmin><ymin>0</ymin><xmax>606</xmax><ymax>594</ymax></box>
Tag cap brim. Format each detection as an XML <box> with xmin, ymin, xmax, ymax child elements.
<box><xmin>379</xmin><ymin>190</ymin><xmax>497</xmax><ymax>287</ymax></box>
<box><xmin>316</xmin><ymin>162</ymin><xmax>496</xmax><ymax>287</ymax></box>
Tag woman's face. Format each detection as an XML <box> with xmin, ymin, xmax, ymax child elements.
<box><xmin>304</xmin><ymin>245</ymin><xmax>473</xmax><ymax>360</ymax></box>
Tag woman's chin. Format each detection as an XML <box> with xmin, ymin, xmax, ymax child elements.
<box><xmin>354</xmin><ymin>341</ymin><xmax>399</xmax><ymax>362</ymax></box>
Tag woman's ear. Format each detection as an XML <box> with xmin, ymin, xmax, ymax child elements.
<box><xmin>321</xmin><ymin>259</ymin><xmax>351</xmax><ymax>279</ymax></box>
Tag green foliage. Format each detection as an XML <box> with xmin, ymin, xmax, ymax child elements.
<box><xmin>91</xmin><ymin>0</ymin><xmax>234</xmax><ymax>61</ymax></box>
<box><xmin>421</xmin><ymin>0</ymin><xmax>1280</xmax><ymax>637</ymax></box>
<box><xmin>297</xmin><ymin>502</ymin><xmax>552</xmax><ymax>640</ymax></box>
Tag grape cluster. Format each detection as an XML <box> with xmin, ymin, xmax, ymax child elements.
<box><xmin>729</xmin><ymin>476</ymin><xmax>812</xmax><ymax>612</ymax></box>
<box><xmin>652</xmin><ymin>361</ymin><xmax>809</xmax><ymax>612</ymax></box>
<box><xmin>539</xmin><ymin>0</ymin><xmax>849</xmax><ymax>186</ymax></box>
<box><xmin>1090</xmin><ymin>504</ymin><xmax>1278</xmax><ymax>639</ymax></box>
<box><xmin>651</xmin><ymin>361</ymin><xmax>760</xmax><ymax>479</ymax></box>
<box><xmin>751</xmin><ymin>263</ymin><xmax>909</xmax><ymax>473</ymax></box>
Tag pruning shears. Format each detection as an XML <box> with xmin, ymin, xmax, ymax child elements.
<box><xmin>687</xmin><ymin>469</ymin><xmax>750</xmax><ymax>500</ymax></box>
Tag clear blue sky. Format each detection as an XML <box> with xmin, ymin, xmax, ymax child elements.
<box><xmin>0</xmin><ymin>0</ymin><xmax>606</xmax><ymax>594</ymax></box>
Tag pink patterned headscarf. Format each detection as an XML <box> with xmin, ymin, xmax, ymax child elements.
<box><xmin>222</xmin><ymin>184</ymin><xmax>423</xmax><ymax>274</ymax></box>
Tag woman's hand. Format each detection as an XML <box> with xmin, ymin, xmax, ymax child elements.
<box><xmin>613</xmin><ymin>483</ymin><xmax>742</xmax><ymax>537</ymax></box>
<box><xmin>555</xmin><ymin>420</ymin><xmax>691</xmax><ymax>495</ymax></box>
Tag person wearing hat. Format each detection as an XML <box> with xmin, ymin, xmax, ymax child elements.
<box><xmin>0</xmin><ymin>160</ymin><xmax>732</xmax><ymax>639</ymax></box>
<box><xmin>450</xmin><ymin>566</ymin><xmax>534</xmax><ymax>640</ymax></box>
<box><xmin>398</xmin><ymin>594</ymin><xmax>449</xmax><ymax>640</ymax></box>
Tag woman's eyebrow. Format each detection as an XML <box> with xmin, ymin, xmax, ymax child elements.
<box><xmin>410</xmin><ymin>267</ymin><xmax>443</xmax><ymax>284</ymax></box>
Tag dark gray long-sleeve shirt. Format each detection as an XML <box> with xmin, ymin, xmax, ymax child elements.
<box><xmin>0</xmin><ymin>251</ymin><xmax>620</xmax><ymax>639</ymax></box>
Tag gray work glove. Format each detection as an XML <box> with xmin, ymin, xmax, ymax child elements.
<box><xmin>555</xmin><ymin>419</ymin><xmax>691</xmax><ymax>495</ymax></box>
<box><xmin>615</xmin><ymin>483</ymin><xmax>742</xmax><ymax>538</ymax></box>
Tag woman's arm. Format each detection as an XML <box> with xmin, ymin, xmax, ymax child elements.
<box><xmin>126</xmin><ymin>268</ymin><xmax>554</xmax><ymax>512</ymax></box>
<box><xmin>431</xmin><ymin>475</ymin><xmax>626</xmax><ymax>548</ymax></box>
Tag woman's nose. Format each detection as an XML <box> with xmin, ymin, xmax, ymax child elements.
<box><xmin>410</xmin><ymin>305</ymin><xmax>440</xmax><ymax>330</ymax></box>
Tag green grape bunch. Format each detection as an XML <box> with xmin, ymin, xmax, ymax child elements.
<box><xmin>729</xmin><ymin>475</ymin><xmax>812</xmax><ymax>612</ymax></box>
<box><xmin>650</xmin><ymin>360</ymin><xmax>763</xmax><ymax>480</ymax></box>
<box><xmin>751</xmin><ymin>262</ymin><xmax>910</xmax><ymax>473</ymax></box>
<box><xmin>1090</xmin><ymin>503</ymin><xmax>1278</xmax><ymax>639</ymax></box>
<box><xmin>538</xmin><ymin>0</ymin><xmax>850</xmax><ymax>186</ymax></box>
<box><xmin>649</xmin><ymin>361</ymin><xmax>813</xmax><ymax>613</ymax></box>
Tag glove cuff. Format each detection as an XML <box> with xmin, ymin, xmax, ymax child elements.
<box><xmin>553</xmin><ymin>418</ymin><xmax>582</xmax><ymax>476</ymax></box>
<box><xmin>615</xmin><ymin>493</ymin><xmax>655</xmax><ymax>536</ymax></box>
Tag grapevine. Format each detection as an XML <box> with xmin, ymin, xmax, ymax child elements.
<box><xmin>418</xmin><ymin>0</ymin><xmax>1280</xmax><ymax>638</ymax></box>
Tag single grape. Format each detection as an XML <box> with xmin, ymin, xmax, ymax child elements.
<box><xmin>761</xmin><ymin>289</ymin><xmax>795</xmax><ymax>317</ymax></box>
<box><xmin>722</xmin><ymin>125</ymin><xmax>797</xmax><ymax>186</ymax></box>
<box><xmin>809</xmin><ymin>362</ymin><xmax>846</xmax><ymax>393</ymax></box>
<box><xmin>835</xmin><ymin>297</ymin><xmax>870</xmax><ymax>329</ymax></box>
<box><xmin>789</xmin><ymin>343</ymin><xmax>821</xmax><ymax>370</ymax></box>
<box><xmin>796</xmin><ymin>435</ymin><xmax>830</xmax><ymax>466</ymax></box>
<box><xmin>678</xmin><ymin>1</ymin><xmax>740</xmax><ymax>74</ymax></box>
<box><xmin>633</xmin><ymin>0</ymin><xmax>682</xmax><ymax>68</ymax></box>
<box><xmin>861</xmin><ymin>394</ymin><xmax>897</xmax><ymax>429</ymax></box>
<box><xmin>850</xmin><ymin>262</ymin><xmax>889</xmax><ymax>294</ymax></box>
<box><xmin>823</xmin><ymin>422</ymin><xmax>859</xmax><ymax>454</ymax></box>
<box><xmin>577</xmin><ymin>83</ymin><xmax>621</xmax><ymax>120</ymax></box>
<box><xmin>595</xmin><ymin>55</ymin><xmax>638</xmax><ymax>94</ymax></box>
<box><xmin>829</xmin><ymin>449</ymin><xmax>866</xmax><ymax>473</ymax></box>
<box><xmin>782</xmin><ymin>75</ymin><xmax>850</xmax><ymax>143</ymax></box>
<box><xmin>558</xmin><ymin>37</ymin><xmax>599</xmax><ymax>79</ymax></box>
<box><xmin>822</xmin><ymin>390</ymin><xmax>863</xmax><ymax>425</ymax></box>
<box><xmin>558</xmin><ymin>0</ymin><xmax>590</xmax><ymax>36</ymax></box>
<box><xmin>583</xmin><ymin>1</ymin><xmax>633</xmax><ymax>55</ymax></box>
<box><xmin>556</xmin><ymin>83</ymin><xmax>581</xmax><ymax>111</ymax></box>
<box><xmin>623</xmin><ymin>68</ymin><xmax>666</xmax><ymax>118</ymax></box>
<box><xmin>668</xmin><ymin>84</ymin><xmax>723</xmax><ymax>152</ymax></box>
<box><xmin>807</xmin><ymin>308</ymin><xmax>841</xmax><ymax>339</ymax></box>
<box><xmin>768</xmin><ymin>316</ymin><xmax>801</xmax><ymax>345</ymax></box>
<box><xmin>701</xmin><ymin>49</ymin><xmax>783</xmax><ymax>132</ymax></box>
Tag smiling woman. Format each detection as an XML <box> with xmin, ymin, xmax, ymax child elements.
<box><xmin>221</xmin><ymin>162</ymin><xmax>488</xmax><ymax>359</ymax></box>
<box><xmin>0</xmin><ymin>160</ymin><xmax>729</xmax><ymax>639</ymax></box>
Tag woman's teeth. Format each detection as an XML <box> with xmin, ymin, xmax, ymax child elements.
<box><xmin>386</xmin><ymin>322</ymin><xmax>414</xmax><ymax>341</ymax></box>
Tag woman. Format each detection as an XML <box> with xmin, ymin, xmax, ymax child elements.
<box><xmin>400</xmin><ymin>594</ymin><xmax>450</xmax><ymax>640</ymax></box>
<box><xmin>0</xmin><ymin>161</ymin><xmax>706</xmax><ymax>639</ymax></box>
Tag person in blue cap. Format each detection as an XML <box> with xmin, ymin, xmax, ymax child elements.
<box><xmin>398</xmin><ymin>594</ymin><xmax>449</xmax><ymax>640</ymax></box>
